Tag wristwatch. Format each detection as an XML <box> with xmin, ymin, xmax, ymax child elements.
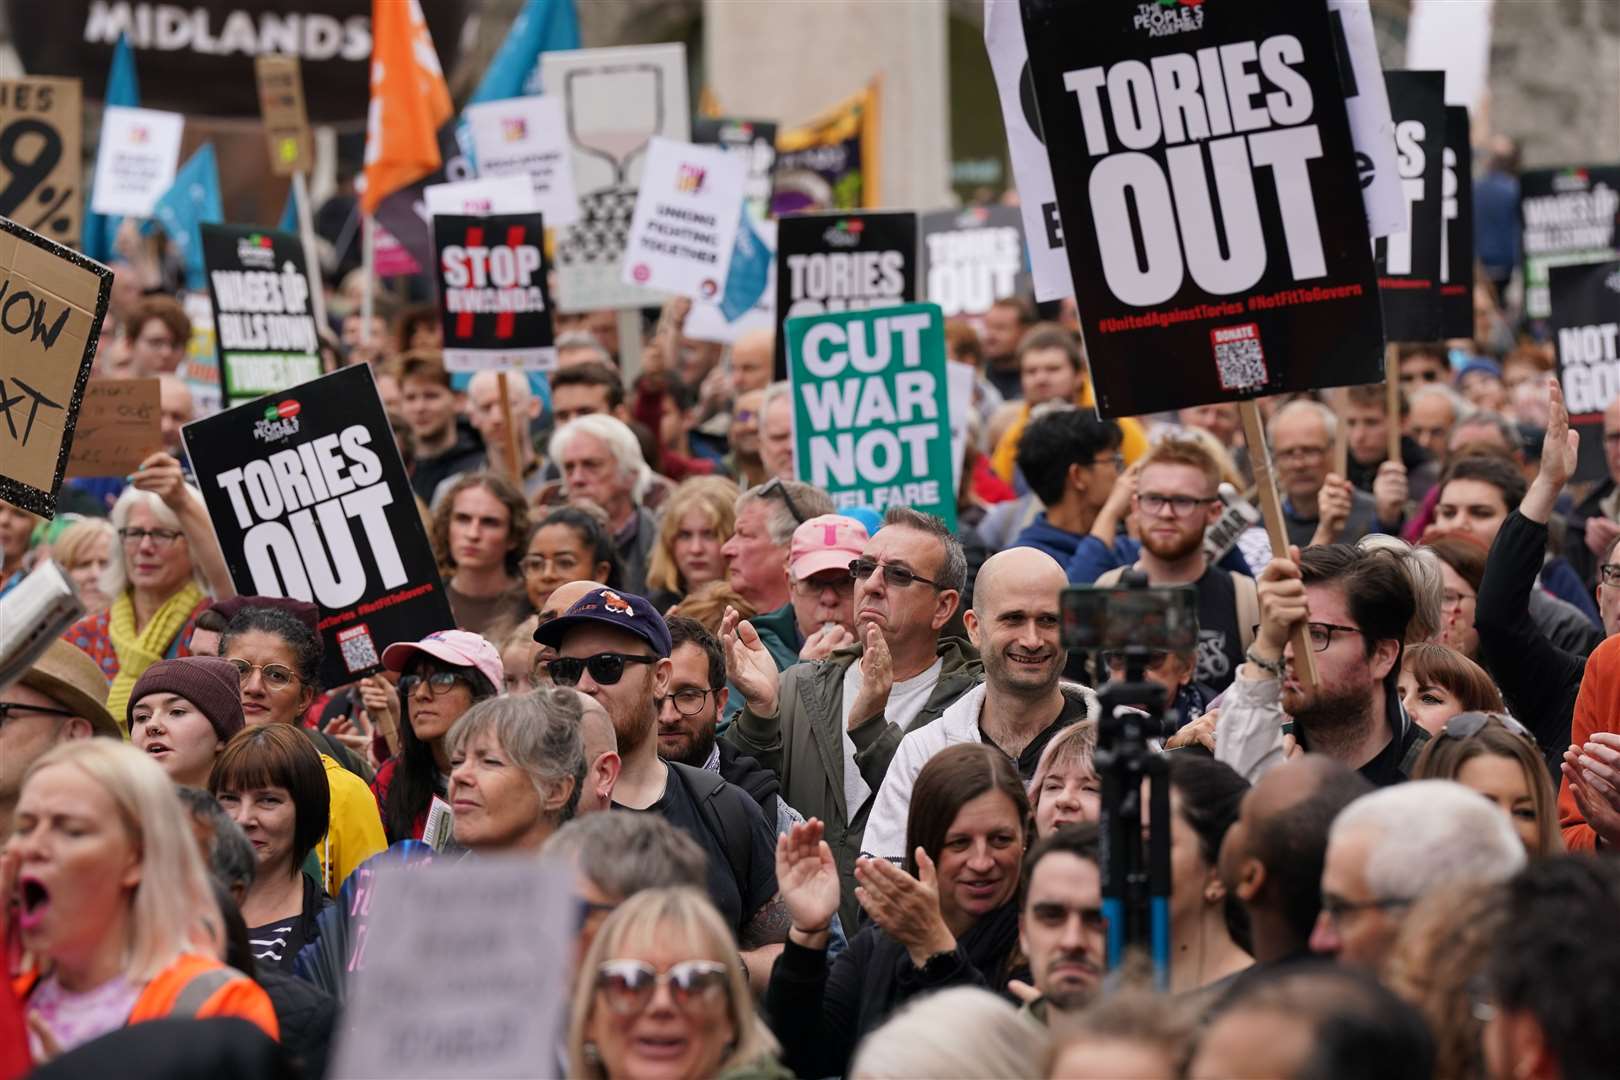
<box><xmin>1244</xmin><ymin>644</ymin><xmax>1286</xmax><ymax>679</ymax></box>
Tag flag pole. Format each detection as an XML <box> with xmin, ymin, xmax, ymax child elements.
<box><xmin>292</xmin><ymin>172</ymin><xmax>330</xmax><ymax>357</ymax></box>
<box><xmin>360</xmin><ymin>212</ymin><xmax>376</xmax><ymax>348</ymax></box>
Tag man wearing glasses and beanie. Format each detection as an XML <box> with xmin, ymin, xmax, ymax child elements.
<box><xmin>535</xmin><ymin>587</ymin><xmax>789</xmax><ymax>986</ymax></box>
<box><xmin>721</xmin><ymin>507</ymin><xmax>982</xmax><ymax>934</ymax></box>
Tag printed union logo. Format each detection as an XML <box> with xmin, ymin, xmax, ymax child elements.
<box><xmin>1134</xmin><ymin>0</ymin><xmax>1204</xmax><ymax>37</ymax></box>
<box><xmin>699</xmin><ymin>278</ymin><xmax>719</xmax><ymax>299</ymax></box>
<box><xmin>1553</xmin><ymin>167</ymin><xmax>1592</xmax><ymax>193</ymax></box>
<box><xmin>236</xmin><ymin>233</ymin><xmax>277</xmax><ymax>268</ymax></box>
<box><xmin>632</xmin><ymin>263</ymin><xmax>652</xmax><ymax>283</ymax></box>
<box><xmin>675</xmin><ymin>163</ymin><xmax>706</xmax><ymax>194</ymax></box>
<box><xmin>824</xmin><ymin>219</ymin><xmax>865</xmax><ymax>248</ymax></box>
<box><xmin>501</xmin><ymin>117</ymin><xmax>527</xmax><ymax>142</ymax></box>
<box><xmin>129</xmin><ymin>125</ymin><xmax>149</xmax><ymax>144</ymax></box>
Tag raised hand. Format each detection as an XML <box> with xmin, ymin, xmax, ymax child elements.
<box><xmin>848</xmin><ymin>623</ymin><xmax>894</xmax><ymax>730</ymax></box>
<box><xmin>855</xmin><ymin>849</ymin><xmax>956</xmax><ymax>967</ymax></box>
<box><xmin>799</xmin><ymin>622</ymin><xmax>855</xmax><ymax>662</ymax></box>
<box><xmin>1372</xmin><ymin>460</ymin><xmax>1409</xmax><ymax>528</ymax></box>
<box><xmin>777</xmin><ymin>819</ymin><xmax>840</xmax><ymax>945</ymax></box>
<box><xmin>1564</xmin><ymin>733</ymin><xmax>1620</xmax><ymax>847</ymax></box>
<box><xmin>721</xmin><ymin>606</ymin><xmax>781</xmax><ymax>716</ymax></box>
<box><xmin>129</xmin><ymin>451</ymin><xmax>192</xmax><ymax>512</ymax></box>
<box><xmin>1254</xmin><ymin>552</ymin><xmax>1308</xmax><ymax>658</ymax></box>
<box><xmin>1311</xmin><ymin>474</ymin><xmax>1353</xmax><ymax>545</ymax></box>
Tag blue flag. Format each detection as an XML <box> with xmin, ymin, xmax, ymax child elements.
<box><xmin>278</xmin><ymin>188</ymin><xmax>299</xmax><ymax>233</ymax></box>
<box><xmin>456</xmin><ymin>0</ymin><xmax>580</xmax><ymax>168</ymax></box>
<box><xmin>720</xmin><ymin>210</ymin><xmax>771</xmax><ymax>322</ymax></box>
<box><xmin>146</xmin><ymin>144</ymin><xmax>223</xmax><ymax>291</ymax></box>
<box><xmin>82</xmin><ymin>33</ymin><xmax>140</xmax><ymax>263</ymax></box>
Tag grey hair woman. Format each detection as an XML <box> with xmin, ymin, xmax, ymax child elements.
<box><xmin>445</xmin><ymin>687</ymin><xmax>586</xmax><ymax>852</ymax></box>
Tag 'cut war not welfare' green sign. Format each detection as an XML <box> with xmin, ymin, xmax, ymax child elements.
<box><xmin>785</xmin><ymin>302</ymin><xmax>956</xmax><ymax>530</ymax></box>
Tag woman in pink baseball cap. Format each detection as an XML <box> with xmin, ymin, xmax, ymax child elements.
<box><xmin>372</xmin><ymin>630</ymin><xmax>504</xmax><ymax>844</ymax></box>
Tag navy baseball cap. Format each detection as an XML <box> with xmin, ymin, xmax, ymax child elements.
<box><xmin>533</xmin><ymin>587</ymin><xmax>673</xmax><ymax>658</ymax></box>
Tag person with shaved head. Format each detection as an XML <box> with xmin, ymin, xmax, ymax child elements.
<box><xmin>860</xmin><ymin>547</ymin><xmax>1096</xmax><ymax>863</ymax></box>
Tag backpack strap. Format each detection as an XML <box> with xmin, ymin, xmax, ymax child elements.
<box><xmin>669</xmin><ymin>762</ymin><xmax>753</xmax><ymax>901</ymax></box>
<box><xmin>1093</xmin><ymin>565</ymin><xmax>1127</xmax><ymax>587</ymax></box>
<box><xmin>169</xmin><ymin>967</ymin><xmax>239</xmax><ymax>1019</ymax></box>
<box><xmin>1232</xmin><ymin>570</ymin><xmax>1259</xmax><ymax>653</ymax></box>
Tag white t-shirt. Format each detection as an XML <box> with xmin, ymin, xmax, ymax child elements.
<box><xmin>840</xmin><ymin>655</ymin><xmax>945</xmax><ymax>816</ymax></box>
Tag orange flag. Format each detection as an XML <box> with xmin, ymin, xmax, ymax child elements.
<box><xmin>360</xmin><ymin>0</ymin><xmax>452</xmax><ymax>216</ymax></box>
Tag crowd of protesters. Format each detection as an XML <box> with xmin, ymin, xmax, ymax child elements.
<box><xmin>2</xmin><ymin>136</ymin><xmax>1619</xmax><ymax>1080</ymax></box>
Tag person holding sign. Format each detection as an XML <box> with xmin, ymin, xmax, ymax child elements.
<box><xmin>1269</xmin><ymin>403</ymin><xmax>1381</xmax><ymax>548</ymax></box>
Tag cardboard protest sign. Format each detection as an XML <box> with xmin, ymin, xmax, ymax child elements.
<box><xmin>254</xmin><ymin>55</ymin><xmax>313</xmax><ymax>177</ymax></box>
<box><xmin>0</xmin><ymin>77</ymin><xmax>82</xmax><ymax>246</ymax></box>
<box><xmin>434</xmin><ymin>212</ymin><xmax>556</xmax><ymax>372</ymax></box>
<box><xmin>89</xmin><ymin>105</ymin><xmax>184</xmax><ymax>218</ymax></box>
<box><xmin>200</xmin><ymin>225</ymin><xmax>322</xmax><ymax>404</ymax></box>
<box><xmin>1375</xmin><ymin>70</ymin><xmax>1446</xmax><ymax>342</ymax></box>
<box><xmin>465</xmin><ymin>95</ymin><xmax>580</xmax><ymax>226</ymax></box>
<box><xmin>1440</xmin><ymin>105</ymin><xmax>1475</xmax><ymax>339</ymax></box>
<box><xmin>1550</xmin><ymin>260</ymin><xmax>1620</xmax><ymax>483</ymax></box>
<box><xmin>1521</xmin><ymin>165</ymin><xmax>1620</xmax><ymax>321</ymax></box>
<box><xmin>786</xmin><ymin>303</ymin><xmax>956</xmax><ymax>529</ymax></box>
<box><xmin>1019</xmin><ymin>0</ymin><xmax>1384</xmax><ymax>416</ymax></box>
<box><xmin>775</xmin><ymin>210</ymin><xmax>917</xmax><ymax>379</ymax></box>
<box><xmin>0</xmin><ymin>217</ymin><xmax>111</xmax><ymax>518</ymax></box>
<box><xmin>65</xmin><ymin>377</ymin><xmax>161</xmax><ymax>478</ymax></box>
<box><xmin>983</xmin><ymin>0</ymin><xmax>1072</xmax><ymax>302</ymax></box>
<box><xmin>1324</xmin><ymin>0</ymin><xmax>1404</xmax><ymax>239</ymax></box>
<box><xmin>541</xmin><ymin>43</ymin><xmax>690</xmax><ymax>312</ymax></box>
<box><xmin>772</xmin><ymin>83</ymin><xmax>879</xmax><ymax>215</ymax></box>
<box><xmin>919</xmin><ymin>205</ymin><xmax>1028</xmax><ymax>318</ymax></box>
<box><xmin>181</xmin><ymin>364</ymin><xmax>454</xmax><ymax>688</ymax></box>
<box><xmin>621</xmin><ymin>137</ymin><xmax>745</xmax><ymax>300</ymax></box>
<box><xmin>327</xmin><ymin>858</ymin><xmax>574</xmax><ymax>1079</ymax></box>
<box><xmin>683</xmin><ymin>118</ymin><xmax>779</xmax><ymax>345</ymax></box>
<box><xmin>423</xmin><ymin>175</ymin><xmax>537</xmax><ymax>217</ymax></box>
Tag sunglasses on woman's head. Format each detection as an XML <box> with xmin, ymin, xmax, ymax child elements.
<box><xmin>545</xmin><ymin>652</ymin><xmax>656</xmax><ymax>687</ymax></box>
<box><xmin>594</xmin><ymin>959</ymin><xmax>729</xmax><ymax>1016</ymax></box>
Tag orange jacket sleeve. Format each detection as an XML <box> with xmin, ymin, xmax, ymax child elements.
<box><xmin>128</xmin><ymin>955</ymin><xmax>279</xmax><ymax>1041</ymax></box>
<box><xmin>1558</xmin><ymin>636</ymin><xmax>1617</xmax><ymax>850</ymax></box>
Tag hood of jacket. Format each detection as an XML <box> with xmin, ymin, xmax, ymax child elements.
<box><xmin>1011</xmin><ymin>514</ymin><xmax>1084</xmax><ymax>564</ymax></box>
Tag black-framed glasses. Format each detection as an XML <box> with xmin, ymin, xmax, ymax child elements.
<box><xmin>400</xmin><ymin>671</ymin><xmax>472</xmax><ymax>697</ymax></box>
<box><xmin>1136</xmin><ymin>493</ymin><xmax>1217</xmax><ymax>516</ymax></box>
<box><xmin>0</xmin><ymin>702</ymin><xmax>81</xmax><ymax>727</ymax></box>
<box><xmin>759</xmin><ymin>476</ymin><xmax>807</xmax><ymax>525</ymax></box>
<box><xmin>225</xmin><ymin>659</ymin><xmax>297</xmax><ymax>692</ymax></box>
<box><xmin>546</xmin><ymin>652</ymin><xmax>656</xmax><ymax>687</ymax></box>
<box><xmin>118</xmin><ymin>527</ymin><xmax>184</xmax><ymax>549</ymax></box>
<box><xmin>658</xmin><ymin>687</ymin><xmax>719</xmax><ymax>716</ymax></box>
<box><xmin>850</xmin><ymin>557</ymin><xmax>942</xmax><ymax>590</ymax></box>
<box><xmin>1320</xmin><ymin>894</ymin><xmax>1413</xmax><ymax>922</ymax></box>
<box><xmin>1248</xmin><ymin>622</ymin><xmax>1363</xmax><ymax>653</ymax></box>
<box><xmin>1599</xmin><ymin>563</ymin><xmax>1620</xmax><ymax>587</ymax></box>
<box><xmin>594</xmin><ymin>959</ymin><xmax>730</xmax><ymax>1016</ymax></box>
<box><xmin>1440</xmin><ymin>711</ymin><xmax>1535</xmax><ymax>743</ymax></box>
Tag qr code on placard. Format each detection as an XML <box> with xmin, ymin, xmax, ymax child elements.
<box><xmin>1211</xmin><ymin>323</ymin><xmax>1268</xmax><ymax>391</ymax></box>
<box><xmin>336</xmin><ymin>624</ymin><xmax>379</xmax><ymax>675</ymax></box>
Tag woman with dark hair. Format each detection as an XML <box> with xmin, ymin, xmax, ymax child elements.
<box><xmin>372</xmin><ymin>629</ymin><xmax>503</xmax><ymax>843</ymax></box>
<box><xmin>767</xmin><ymin>743</ymin><xmax>1030</xmax><ymax>1078</ymax></box>
<box><xmin>219</xmin><ymin>605</ymin><xmax>385</xmax><ymax>894</ymax></box>
<box><xmin>1411</xmin><ymin>713</ymin><xmax>1562</xmax><ymax>856</ymax></box>
<box><xmin>209</xmin><ymin>724</ymin><xmax>333</xmax><ymax>971</ymax></box>
<box><xmin>1397</xmin><ymin>641</ymin><xmax>1506</xmax><ymax>736</ymax></box>
<box><xmin>432</xmin><ymin>472</ymin><xmax>533</xmax><ymax>639</ymax></box>
<box><xmin>521</xmin><ymin>506</ymin><xmax>620</xmax><ymax>614</ymax></box>
<box><xmin>1420</xmin><ymin>531</ymin><xmax>1487</xmax><ymax>660</ymax></box>
<box><xmin>1164</xmin><ymin>754</ymin><xmax>1252</xmax><ymax>994</ymax></box>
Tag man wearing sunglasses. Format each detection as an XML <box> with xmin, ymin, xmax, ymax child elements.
<box><xmin>0</xmin><ymin>641</ymin><xmax>122</xmax><ymax>839</ymax></box>
<box><xmin>723</xmin><ymin>507</ymin><xmax>981</xmax><ymax>934</ymax></box>
<box><xmin>535</xmin><ymin>587</ymin><xmax>788</xmax><ymax>981</ymax></box>
<box><xmin>1216</xmin><ymin>544</ymin><xmax>1428</xmax><ymax>788</ymax></box>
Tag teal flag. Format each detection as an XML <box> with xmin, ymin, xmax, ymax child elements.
<box><xmin>455</xmin><ymin>0</ymin><xmax>581</xmax><ymax>169</ymax></box>
<box><xmin>145</xmin><ymin>144</ymin><xmax>224</xmax><ymax>291</ymax></box>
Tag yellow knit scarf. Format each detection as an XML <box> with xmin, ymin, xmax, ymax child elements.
<box><xmin>106</xmin><ymin>582</ymin><xmax>207</xmax><ymax>721</ymax></box>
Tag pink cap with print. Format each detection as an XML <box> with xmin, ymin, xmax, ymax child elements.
<box><xmin>381</xmin><ymin>629</ymin><xmax>505</xmax><ymax>692</ymax></box>
<box><xmin>789</xmin><ymin>514</ymin><xmax>870</xmax><ymax>581</ymax></box>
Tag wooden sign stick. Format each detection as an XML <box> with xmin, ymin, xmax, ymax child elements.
<box><xmin>1385</xmin><ymin>344</ymin><xmax>1402</xmax><ymax>466</ymax></box>
<box><xmin>496</xmin><ymin>370</ymin><xmax>523</xmax><ymax>488</ymax></box>
<box><xmin>1238</xmin><ymin>400</ymin><xmax>1319</xmax><ymax>690</ymax></box>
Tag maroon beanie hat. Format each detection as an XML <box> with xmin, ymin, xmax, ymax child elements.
<box><xmin>128</xmin><ymin>657</ymin><xmax>246</xmax><ymax>742</ymax></box>
<box><xmin>209</xmin><ymin>596</ymin><xmax>320</xmax><ymax>637</ymax></box>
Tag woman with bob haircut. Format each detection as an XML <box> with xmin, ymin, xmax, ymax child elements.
<box><xmin>1028</xmin><ymin>720</ymin><xmax>1099</xmax><ymax>837</ymax></box>
<box><xmin>50</xmin><ymin>517</ymin><xmax>118</xmax><ymax>617</ymax></box>
<box><xmin>1397</xmin><ymin>641</ymin><xmax>1506</xmax><ymax>737</ymax></box>
<box><xmin>644</xmin><ymin>476</ymin><xmax>740</xmax><ymax>613</ymax></box>
<box><xmin>768</xmin><ymin>743</ymin><xmax>1031</xmax><ymax>1078</ymax></box>
<box><xmin>209</xmin><ymin>724</ymin><xmax>333</xmax><ymax>972</ymax></box>
<box><xmin>64</xmin><ymin>457</ymin><xmax>236</xmax><ymax>719</ymax></box>
<box><xmin>1410</xmin><ymin>713</ymin><xmax>1562</xmax><ymax>856</ymax></box>
<box><xmin>569</xmin><ymin>886</ymin><xmax>785</xmax><ymax>1080</ymax></box>
<box><xmin>446</xmin><ymin>688</ymin><xmax>586</xmax><ymax>853</ymax></box>
<box><xmin>4</xmin><ymin>740</ymin><xmax>277</xmax><ymax>1058</ymax></box>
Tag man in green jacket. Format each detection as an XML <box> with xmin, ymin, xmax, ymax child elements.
<box><xmin>721</xmin><ymin>507</ymin><xmax>982</xmax><ymax>932</ymax></box>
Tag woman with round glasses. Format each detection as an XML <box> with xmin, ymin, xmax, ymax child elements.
<box><xmin>522</xmin><ymin>506</ymin><xmax>621</xmax><ymax>616</ymax></box>
<box><xmin>218</xmin><ymin>605</ymin><xmax>385</xmax><ymax>894</ymax></box>
<box><xmin>65</xmin><ymin>458</ymin><xmax>236</xmax><ymax>719</ymax></box>
<box><xmin>644</xmin><ymin>476</ymin><xmax>740</xmax><ymax>613</ymax></box>
<box><xmin>568</xmin><ymin>887</ymin><xmax>785</xmax><ymax>1080</ymax></box>
<box><xmin>374</xmin><ymin>630</ymin><xmax>503</xmax><ymax>843</ymax></box>
<box><xmin>1411</xmin><ymin>712</ymin><xmax>1562</xmax><ymax>855</ymax></box>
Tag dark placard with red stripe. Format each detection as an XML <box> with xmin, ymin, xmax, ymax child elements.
<box><xmin>433</xmin><ymin>212</ymin><xmax>557</xmax><ymax>372</ymax></box>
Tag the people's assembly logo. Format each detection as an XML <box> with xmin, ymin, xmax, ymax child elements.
<box><xmin>1134</xmin><ymin>0</ymin><xmax>1205</xmax><ymax>38</ymax></box>
<box><xmin>253</xmin><ymin>399</ymin><xmax>301</xmax><ymax>443</ymax></box>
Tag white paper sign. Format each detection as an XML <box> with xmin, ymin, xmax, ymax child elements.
<box><xmin>621</xmin><ymin>137</ymin><xmax>744</xmax><ymax>301</ymax></box>
<box><xmin>466</xmin><ymin>95</ymin><xmax>580</xmax><ymax>227</ymax></box>
<box><xmin>946</xmin><ymin>361</ymin><xmax>977</xmax><ymax>493</ymax></box>
<box><xmin>423</xmin><ymin>176</ymin><xmax>538</xmax><ymax>218</ymax></box>
<box><xmin>90</xmin><ymin>106</ymin><xmax>184</xmax><ymax>217</ymax></box>
<box><xmin>983</xmin><ymin>0</ymin><xmax>1072</xmax><ymax>303</ymax></box>
<box><xmin>1327</xmin><ymin>0</ymin><xmax>1407</xmax><ymax>239</ymax></box>
<box><xmin>328</xmin><ymin>858</ymin><xmax>575</xmax><ymax>1079</ymax></box>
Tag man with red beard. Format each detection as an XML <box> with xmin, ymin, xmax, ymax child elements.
<box><xmin>1094</xmin><ymin>437</ymin><xmax>1256</xmax><ymax>694</ymax></box>
<box><xmin>1215</xmin><ymin>544</ymin><xmax>1428</xmax><ymax>788</ymax></box>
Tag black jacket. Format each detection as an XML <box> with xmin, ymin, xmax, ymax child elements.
<box><xmin>717</xmin><ymin>740</ymin><xmax>783</xmax><ymax>828</ymax></box>
<box><xmin>30</xmin><ymin>1018</ymin><xmax>296</xmax><ymax>1080</ymax></box>
<box><xmin>1564</xmin><ymin>477</ymin><xmax>1614</xmax><ymax>588</ymax></box>
<box><xmin>258</xmin><ymin>968</ymin><xmax>338</xmax><ymax>1080</ymax></box>
<box><xmin>765</xmin><ymin>899</ymin><xmax>1024</xmax><ymax>1079</ymax></box>
<box><xmin>409</xmin><ymin>417</ymin><xmax>486</xmax><ymax>503</ymax></box>
<box><xmin>1477</xmin><ymin>510</ymin><xmax>1584</xmax><ymax>774</ymax></box>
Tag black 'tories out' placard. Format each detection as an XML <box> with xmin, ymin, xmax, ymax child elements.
<box><xmin>181</xmin><ymin>364</ymin><xmax>453</xmax><ymax>688</ymax></box>
<box><xmin>1018</xmin><ymin>0</ymin><xmax>1383</xmax><ymax>416</ymax></box>
<box><xmin>1440</xmin><ymin>104</ymin><xmax>1474</xmax><ymax>340</ymax></box>
<box><xmin>1376</xmin><ymin>70</ymin><xmax>1445</xmax><ymax>342</ymax></box>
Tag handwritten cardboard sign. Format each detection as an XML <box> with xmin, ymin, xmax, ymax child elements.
<box><xmin>0</xmin><ymin>216</ymin><xmax>111</xmax><ymax>518</ymax></box>
<box><xmin>255</xmin><ymin>55</ymin><xmax>314</xmax><ymax>178</ymax></box>
<box><xmin>65</xmin><ymin>377</ymin><xmax>161</xmax><ymax>478</ymax></box>
<box><xmin>0</xmin><ymin>77</ymin><xmax>83</xmax><ymax>246</ymax></box>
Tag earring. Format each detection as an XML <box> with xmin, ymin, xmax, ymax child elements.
<box><xmin>582</xmin><ymin>1042</ymin><xmax>600</xmax><ymax>1065</ymax></box>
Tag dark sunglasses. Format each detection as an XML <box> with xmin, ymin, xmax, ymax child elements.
<box><xmin>849</xmin><ymin>557</ymin><xmax>941</xmax><ymax>590</ymax></box>
<box><xmin>759</xmin><ymin>476</ymin><xmax>807</xmax><ymax>525</ymax></box>
<box><xmin>594</xmin><ymin>959</ymin><xmax>729</xmax><ymax>1016</ymax></box>
<box><xmin>545</xmin><ymin>652</ymin><xmax>656</xmax><ymax>687</ymax></box>
<box><xmin>1439</xmin><ymin>711</ymin><xmax>1534</xmax><ymax>743</ymax></box>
